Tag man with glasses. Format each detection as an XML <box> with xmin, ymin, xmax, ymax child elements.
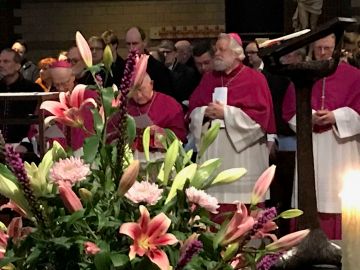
<box><xmin>158</xmin><ymin>40</ymin><xmax>198</xmax><ymax>106</ymax></box>
<box><xmin>88</xmin><ymin>36</ymin><xmax>105</xmax><ymax>65</ymax></box>
<box><xmin>245</xmin><ymin>42</ymin><xmax>264</xmax><ymax>70</ymax></box>
<box><xmin>283</xmin><ymin>34</ymin><xmax>360</xmax><ymax>239</ymax></box>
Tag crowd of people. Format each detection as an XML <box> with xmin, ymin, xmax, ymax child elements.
<box><xmin>1</xmin><ymin>25</ymin><xmax>360</xmax><ymax>240</ymax></box>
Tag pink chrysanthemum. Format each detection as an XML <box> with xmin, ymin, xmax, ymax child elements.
<box><xmin>125</xmin><ymin>181</ymin><xmax>163</xmax><ymax>205</ymax></box>
<box><xmin>50</xmin><ymin>157</ymin><xmax>90</xmax><ymax>186</ymax></box>
<box><xmin>185</xmin><ymin>187</ymin><xmax>220</xmax><ymax>214</ymax></box>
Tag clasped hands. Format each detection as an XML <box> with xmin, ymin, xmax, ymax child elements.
<box><xmin>312</xmin><ymin>109</ymin><xmax>336</xmax><ymax>126</ymax></box>
<box><xmin>204</xmin><ymin>101</ymin><xmax>224</xmax><ymax>119</ymax></box>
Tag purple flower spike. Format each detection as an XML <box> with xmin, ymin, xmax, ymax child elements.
<box><xmin>176</xmin><ymin>239</ymin><xmax>203</xmax><ymax>269</ymax></box>
<box><xmin>5</xmin><ymin>145</ymin><xmax>46</xmax><ymax>226</ymax></box>
<box><xmin>256</xmin><ymin>253</ymin><xmax>282</xmax><ymax>270</ymax></box>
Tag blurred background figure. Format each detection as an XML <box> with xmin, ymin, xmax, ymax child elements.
<box><xmin>101</xmin><ymin>29</ymin><xmax>125</xmax><ymax>87</ymax></box>
<box><xmin>293</xmin><ymin>0</ymin><xmax>323</xmax><ymax>31</ymax></box>
<box><xmin>175</xmin><ymin>40</ymin><xmax>193</xmax><ymax>65</ymax></box>
<box><xmin>11</xmin><ymin>39</ymin><xmax>39</xmax><ymax>82</ymax></box>
<box><xmin>280</xmin><ymin>47</ymin><xmax>307</xmax><ymax>65</ymax></box>
<box><xmin>87</xmin><ymin>36</ymin><xmax>105</xmax><ymax>65</ymax></box>
<box><xmin>245</xmin><ymin>42</ymin><xmax>264</xmax><ymax>70</ymax></box>
<box><xmin>35</xmin><ymin>57</ymin><xmax>57</xmax><ymax>92</ymax></box>
<box><xmin>192</xmin><ymin>40</ymin><xmax>214</xmax><ymax>76</ymax></box>
<box><xmin>158</xmin><ymin>40</ymin><xmax>198</xmax><ymax>107</ymax></box>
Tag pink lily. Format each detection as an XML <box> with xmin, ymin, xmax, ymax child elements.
<box><xmin>76</xmin><ymin>31</ymin><xmax>92</xmax><ymax>67</ymax></box>
<box><xmin>84</xmin><ymin>241</ymin><xmax>101</xmax><ymax>255</ymax></box>
<box><xmin>0</xmin><ymin>200</ymin><xmax>28</xmax><ymax>218</ymax></box>
<box><xmin>0</xmin><ymin>230</ymin><xmax>8</xmax><ymax>259</ymax></box>
<box><xmin>58</xmin><ymin>184</ymin><xmax>83</xmax><ymax>213</ymax></box>
<box><xmin>40</xmin><ymin>84</ymin><xmax>97</xmax><ymax>128</ymax></box>
<box><xmin>265</xmin><ymin>229</ymin><xmax>310</xmax><ymax>252</ymax></box>
<box><xmin>7</xmin><ymin>217</ymin><xmax>33</xmax><ymax>244</ymax></box>
<box><xmin>131</xmin><ymin>54</ymin><xmax>149</xmax><ymax>90</ymax></box>
<box><xmin>221</xmin><ymin>203</ymin><xmax>255</xmax><ymax>246</ymax></box>
<box><xmin>250</xmin><ymin>165</ymin><xmax>276</xmax><ymax>206</ymax></box>
<box><xmin>119</xmin><ymin>205</ymin><xmax>178</xmax><ymax>270</ymax></box>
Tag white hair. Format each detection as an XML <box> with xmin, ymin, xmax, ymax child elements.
<box><xmin>218</xmin><ymin>33</ymin><xmax>246</xmax><ymax>61</ymax></box>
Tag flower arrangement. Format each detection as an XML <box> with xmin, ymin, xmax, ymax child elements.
<box><xmin>0</xmin><ymin>32</ymin><xmax>309</xmax><ymax>270</ymax></box>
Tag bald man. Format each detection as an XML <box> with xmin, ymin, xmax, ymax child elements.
<box><xmin>125</xmin><ymin>27</ymin><xmax>174</xmax><ymax>97</ymax></box>
<box><xmin>49</xmin><ymin>60</ymin><xmax>76</xmax><ymax>92</ymax></box>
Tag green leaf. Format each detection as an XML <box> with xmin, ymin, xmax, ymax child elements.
<box><xmin>198</xmin><ymin>122</ymin><xmax>220</xmax><ymax>160</ymax></box>
<box><xmin>142</xmin><ymin>127</ymin><xmax>151</xmax><ymax>161</ymax></box>
<box><xmin>92</xmin><ymin>108</ymin><xmax>104</xmax><ymax>136</ymax></box>
<box><xmin>110</xmin><ymin>253</ymin><xmax>130</xmax><ymax>268</ymax></box>
<box><xmin>278</xmin><ymin>209</ymin><xmax>304</xmax><ymax>219</ymax></box>
<box><xmin>88</xmin><ymin>64</ymin><xmax>102</xmax><ymax>74</ymax></box>
<box><xmin>95</xmin><ymin>251</ymin><xmax>112</xmax><ymax>270</ymax></box>
<box><xmin>191</xmin><ymin>159</ymin><xmax>221</xmax><ymax>189</ymax></box>
<box><xmin>0</xmin><ymin>256</ymin><xmax>21</xmax><ymax>268</ymax></box>
<box><xmin>165</xmin><ymin>163</ymin><xmax>197</xmax><ymax>204</ymax></box>
<box><xmin>126</xmin><ymin>114</ymin><xmax>136</xmax><ymax>144</ymax></box>
<box><xmin>83</xmin><ymin>135</ymin><xmax>100</xmax><ymax>163</ymax></box>
<box><xmin>183</xmin><ymin>149</ymin><xmax>193</xmax><ymax>166</ymax></box>
<box><xmin>213</xmin><ymin>219</ymin><xmax>230</xmax><ymax>250</ymax></box>
<box><xmin>101</xmin><ymin>86</ymin><xmax>115</xmax><ymax>117</ymax></box>
<box><xmin>50</xmin><ymin>237</ymin><xmax>72</xmax><ymax>248</ymax></box>
<box><xmin>66</xmin><ymin>209</ymin><xmax>85</xmax><ymax>228</ymax></box>
<box><xmin>211</xmin><ymin>168</ymin><xmax>247</xmax><ymax>186</ymax></box>
<box><xmin>162</xmin><ymin>139</ymin><xmax>179</xmax><ymax>185</ymax></box>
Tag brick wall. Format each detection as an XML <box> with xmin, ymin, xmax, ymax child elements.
<box><xmin>14</xmin><ymin>0</ymin><xmax>225</xmax><ymax>61</ymax></box>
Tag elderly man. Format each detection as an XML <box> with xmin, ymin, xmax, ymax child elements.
<box><xmin>39</xmin><ymin>60</ymin><xmax>97</xmax><ymax>152</ymax></box>
<box><xmin>125</xmin><ymin>27</ymin><xmax>174</xmax><ymax>97</ymax></box>
<box><xmin>188</xmin><ymin>33</ymin><xmax>275</xmax><ymax>203</ymax></box>
<box><xmin>49</xmin><ymin>60</ymin><xmax>76</xmax><ymax>92</ymax></box>
<box><xmin>0</xmin><ymin>48</ymin><xmax>42</xmax><ymax>143</ymax></box>
<box><xmin>127</xmin><ymin>55</ymin><xmax>186</xmax><ymax>162</ymax></box>
<box><xmin>283</xmin><ymin>34</ymin><xmax>360</xmax><ymax>239</ymax></box>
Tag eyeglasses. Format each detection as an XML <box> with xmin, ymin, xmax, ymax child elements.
<box><xmin>160</xmin><ymin>50</ymin><xmax>174</xmax><ymax>55</ymax></box>
<box><xmin>90</xmin><ymin>47</ymin><xmax>103</xmax><ymax>52</ymax></box>
<box><xmin>67</xmin><ymin>58</ymin><xmax>80</xmax><ymax>65</ymax></box>
<box><xmin>314</xmin><ymin>46</ymin><xmax>334</xmax><ymax>52</ymax></box>
<box><xmin>246</xmin><ymin>51</ymin><xmax>258</xmax><ymax>55</ymax></box>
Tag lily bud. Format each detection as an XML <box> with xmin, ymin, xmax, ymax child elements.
<box><xmin>84</xmin><ymin>241</ymin><xmax>101</xmax><ymax>255</ymax></box>
<box><xmin>118</xmin><ymin>160</ymin><xmax>140</xmax><ymax>196</ymax></box>
<box><xmin>103</xmin><ymin>45</ymin><xmax>113</xmax><ymax>73</ymax></box>
<box><xmin>79</xmin><ymin>188</ymin><xmax>93</xmax><ymax>204</ymax></box>
<box><xmin>58</xmin><ymin>185</ymin><xmax>83</xmax><ymax>213</ymax></box>
<box><xmin>250</xmin><ymin>165</ymin><xmax>276</xmax><ymax>206</ymax></box>
<box><xmin>222</xmin><ymin>242</ymin><xmax>240</xmax><ymax>262</ymax></box>
<box><xmin>265</xmin><ymin>229</ymin><xmax>310</xmax><ymax>252</ymax></box>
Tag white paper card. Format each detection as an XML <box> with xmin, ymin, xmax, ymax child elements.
<box><xmin>213</xmin><ymin>87</ymin><xmax>228</xmax><ymax>104</ymax></box>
